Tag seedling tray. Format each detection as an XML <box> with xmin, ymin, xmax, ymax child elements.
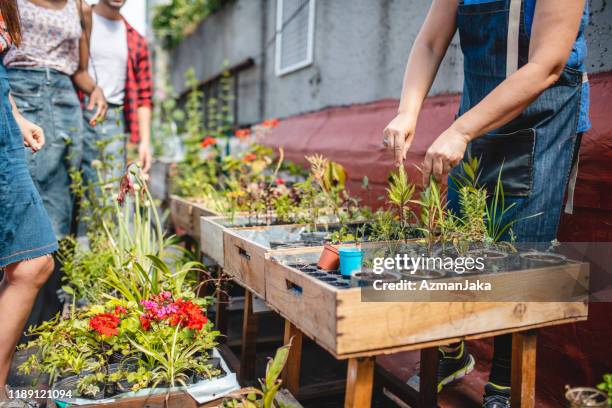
<box><xmin>264</xmin><ymin>245</ymin><xmax>589</xmax><ymax>358</ymax></box>
<box><xmin>200</xmin><ymin>215</ymin><xmax>301</xmax><ymax>267</ymax></box>
<box><xmin>222</xmin><ymin>222</ymin><xmax>347</xmax><ymax>298</ymax></box>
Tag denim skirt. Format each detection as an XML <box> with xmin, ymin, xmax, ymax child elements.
<box><xmin>7</xmin><ymin>67</ymin><xmax>84</xmax><ymax>239</ymax></box>
<box><xmin>0</xmin><ymin>63</ymin><xmax>58</xmax><ymax>267</ymax></box>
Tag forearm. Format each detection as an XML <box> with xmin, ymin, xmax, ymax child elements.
<box><xmin>452</xmin><ymin>61</ymin><xmax>561</xmax><ymax>140</ymax></box>
<box><xmin>398</xmin><ymin>41</ymin><xmax>447</xmax><ymax>117</ymax></box>
<box><xmin>137</xmin><ymin>106</ymin><xmax>152</xmax><ymax>145</ymax></box>
<box><xmin>72</xmin><ymin>70</ymin><xmax>98</xmax><ymax>95</ymax></box>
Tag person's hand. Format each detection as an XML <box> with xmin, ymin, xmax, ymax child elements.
<box><xmin>383</xmin><ymin>112</ymin><xmax>417</xmax><ymax>166</ymax></box>
<box><xmin>15</xmin><ymin>114</ymin><xmax>45</xmax><ymax>153</ymax></box>
<box><xmin>87</xmin><ymin>86</ymin><xmax>108</xmax><ymax>126</ymax></box>
<box><xmin>422</xmin><ymin>126</ymin><xmax>470</xmax><ymax>186</ymax></box>
<box><xmin>138</xmin><ymin>140</ymin><xmax>152</xmax><ymax>174</ymax></box>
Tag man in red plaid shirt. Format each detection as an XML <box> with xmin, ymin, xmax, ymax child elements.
<box><xmin>81</xmin><ymin>0</ymin><xmax>153</xmax><ymax>191</ymax></box>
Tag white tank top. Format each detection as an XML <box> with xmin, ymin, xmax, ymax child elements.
<box><xmin>88</xmin><ymin>11</ymin><xmax>127</xmax><ymax>105</ymax></box>
<box><xmin>4</xmin><ymin>0</ymin><xmax>82</xmax><ymax>75</ymax></box>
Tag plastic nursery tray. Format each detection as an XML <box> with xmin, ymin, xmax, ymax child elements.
<box><xmin>263</xmin><ymin>245</ymin><xmax>589</xmax><ymax>359</ymax></box>
<box><xmin>51</xmin><ymin>348</ymin><xmax>240</xmax><ymax>407</ymax></box>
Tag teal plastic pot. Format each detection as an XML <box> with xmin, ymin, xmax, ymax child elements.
<box><xmin>339</xmin><ymin>247</ymin><xmax>363</xmax><ymax>276</ymax></box>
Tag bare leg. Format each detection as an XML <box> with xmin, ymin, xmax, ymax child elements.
<box><xmin>0</xmin><ymin>255</ymin><xmax>54</xmax><ymax>399</ymax></box>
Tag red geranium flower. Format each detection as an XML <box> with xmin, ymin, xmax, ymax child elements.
<box><xmin>90</xmin><ymin>313</ymin><xmax>120</xmax><ymax>337</ymax></box>
<box><xmin>114</xmin><ymin>306</ymin><xmax>127</xmax><ymax>316</ymax></box>
<box><xmin>140</xmin><ymin>315</ymin><xmax>151</xmax><ymax>331</ymax></box>
<box><xmin>167</xmin><ymin>299</ymin><xmax>208</xmax><ymax>331</ymax></box>
<box><xmin>200</xmin><ymin>136</ymin><xmax>216</xmax><ymax>148</ymax></box>
<box><xmin>243</xmin><ymin>153</ymin><xmax>257</xmax><ymax>162</ymax></box>
<box><xmin>262</xmin><ymin>119</ymin><xmax>280</xmax><ymax>128</ymax></box>
<box><xmin>276</xmin><ymin>177</ymin><xmax>285</xmax><ymax>185</ymax></box>
<box><xmin>235</xmin><ymin>128</ymin><xmax>251</xmax><ymax>139</ymax></box>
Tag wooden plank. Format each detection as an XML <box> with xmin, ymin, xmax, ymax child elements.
<box><xmin>334</xmin><ymin>262</ymin><xmax>588</xmax><ymax>355</ymax></box>
<box><xmin>265</xmin><ymin>252</ymin><xmax>588</xmax><ymax>358</ymax></box>
<box><xmin>282</xmin><ymin>320</ymin><xmax>303</xmax><ymax>397</ymax></box>
<box><xmin>223</xmin><ymin>232</ymin><xmax>268</xmax><ymax>298</ymax></box>
<box><xmin>418</xmin><ymin>347</ymin><xmax>439</xmax><ymax>408</ymax></box>
<box><xmin>240</xmin><ymin>290</ymin><xmax>259</xmax><ymax>384</ymax></box>
<box><xmin>297</xmin><ymin>379</ymin><xmax>346</xmax><ymax>400</ymax></box>
<box><xmin>264</xmin><ymin>256</ymin><xmax>338</xmax><ymax>353</ymax></box>
<box><xmin>170</xmin><ymin>195</ymin><xmax>219</xmax><ymax>242</ymax></box>
<box><xmin>170</xmin><ymin>195</ymin><xmax>195</xmax><ymax>236</ymax></box>
<box><xmin>215</xmin><ymin>271</ymin><xmax>229</xmax><ymax>344</ymax></box>
<box><xmin>344</xmin><ymin>357</ymin><xmax>375</xmax><ymax>408</ymax></box>
<box><xmin>200</xmin><ymin>216</ymin><xmax>229</xmax><ymax>267</ymax></box>
<box><xmin>511</xmin><ymin>330</ymin><xmax>538</xmax><ymax>408</ymax></box>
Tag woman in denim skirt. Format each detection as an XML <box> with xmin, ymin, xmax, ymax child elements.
<box><xmin>384</xmin><ymin>1</ymin><xmax>589</xmax><ymax>406</ymax></box>
<box><xmin>3</xmin><ymin>0</ymin><xmax>107</xmax><ymax>329</ymax></box>
<box><xmin>0</xmin><ymin>4</ymin><xmax>57</xmax><ymax>406</ymax></box>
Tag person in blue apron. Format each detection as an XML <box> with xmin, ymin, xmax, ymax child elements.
<box><xmin>384</xmin><ymin>0</ymin><xmax>589</xmax><ymax>406</ymax></box>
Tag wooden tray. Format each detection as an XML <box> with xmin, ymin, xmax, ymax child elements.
<box><xmin>221</xmin><ymin>222</ymin><xmax>357</xmax><ymax>299</ymax></box>
<box><xmin>200</xmin><ymin>214</ymin><xmax>286</xmax><ymax>268</ymax></box>
<box><xmin>170</xmin><ymin>195</ymin><xmax>220</xmax><ymax>241</ymax></box>
<box><xmin>264</xmin><ymin>247</ymin><xmax>589</xmax><ymax>359</ymax></box>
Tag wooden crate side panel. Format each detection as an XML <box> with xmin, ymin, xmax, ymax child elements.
<box><xmin>170</xmin><ymin>196</ymin><xmax>194</xmax><ymax>236</ymax></box>
<box><xmin>334</xmin><ymin>264</ymin><xmax>589</xmax><ymax>355</ymax></box>
<box><xmin>200</xmin><ymin>216</ymin><xmax>227</xmax><ymax>266</ymax></box>
<box><xmin>265</xmin><ymin>257</ymin><xmax>338</xmax><ymax>353</ymax></box>
<box><xmin>223</xmin><ymin>231</ymin><xmax>268</xmax><ymax>298</ymax></box>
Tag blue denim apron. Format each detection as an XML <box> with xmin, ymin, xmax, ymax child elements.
<box><xmin>0</xmin><ymin>60</ymin><xmax>58</xmax><ymax>267</ymax></box>
<box><xmin>449</xmin><ymin>0</ymin><xmax>584</xmax><ymax>242</ymax></box>
<box><xmin>7</xmin><ymin>67</ymin><xmax>84</xmax><ymax>239</ymax></box>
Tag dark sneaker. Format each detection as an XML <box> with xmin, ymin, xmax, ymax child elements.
<box><xmin>483</xmin><ymin>383</ymin><xmax>511</xmax><ymax>407</ymax></box>
<box><xmin>437</xmin><ymin>343</ymin><xmax>475</xmax><ymax>392</ymax></box>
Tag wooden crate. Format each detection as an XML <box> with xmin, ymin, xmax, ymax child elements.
<box><xmin>222</xmin><ymin>223</ymin><xmax>404</xmax><ymax>300</ymax></box>
<box><xmin>200</xmin><ymin>214</ymin><xmax>272</xmax><ymax>267</ymax></box>
<box><xmin>264</xmin><ymin>247</ymin><xmax>589</xmax><ymax>359</ymax></box>
<box><xmin>170</xmin><ymin>195</ymin><xmax>220</xmax><ymax>241</ymax></box>
<box><xmin>222</xmin><ymin>223</ymin><xmax>345</xmax><ymax>299</ymax></box>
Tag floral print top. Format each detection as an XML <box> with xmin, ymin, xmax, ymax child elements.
<box><xmin>0</xmin><ymin>14</ymin><xmax>11</xmax><ymax>54</ymax></box>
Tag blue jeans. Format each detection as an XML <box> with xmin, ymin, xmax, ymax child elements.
<box><xmin>7</xmin><ymin>67</ymin><xmax>84</xmax><ymax>239</ymax></box>
<box><xmin>81</xmin><ymin>102</ymin><xmax>126</xmax><ymax>190</ymax></box>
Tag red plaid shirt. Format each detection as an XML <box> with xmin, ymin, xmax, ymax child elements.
<box><xmin>123</xmin><ymin>19</ymin><xmax>152</xmax><ymax>143</ymax></box>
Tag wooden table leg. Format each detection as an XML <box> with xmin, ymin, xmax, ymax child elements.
<box><xmin>344</xmin><ymin>357</ymin><xmax>375</xmax><ymax>408</ymax></box>
<box><xmin>281</xmin><ymin>320</ymin><xmax>303</xmax><ymax>397</ymax></box>
<box><xmin>419</xmin><ymin>347</ymin><xmax>439</xmax><ymax>408</ymax></box>
<box><xmin>240</xmin><ymin>290</ymin><xmax>259</xmax><ymax>384</ymax></box>
<box><xmin>511</xmin><ymin>330</ymin><xmax>538</xmax><ymax>408</ymax></box>
<box><xmin>215</xmin><ymin>268</ymin><xmax>229</xmax><ymax>344</ymax></box>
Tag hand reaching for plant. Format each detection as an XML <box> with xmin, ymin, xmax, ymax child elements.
<box><xmin>422</xmin><ymin>126</ymin><xmax>470</xmax><ymax>186</ymax></box>
<box><xmin>383</xmin><ymin>112</ymin><xmax>417</xmax><ymax>166</ymax></box>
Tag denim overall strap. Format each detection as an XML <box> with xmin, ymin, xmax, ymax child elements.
<box><xmin>453</xmin><ymin>0</ymin><xmax>583</xmax><ymax>243</ymax></box>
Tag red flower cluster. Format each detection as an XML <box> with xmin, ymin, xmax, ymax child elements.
<box><xmin>200</xmin><ymin>136</ymin><xmax>216</xmax><ymax>148</ymax></box>
<box><xmin>90</xmin><ymin>313</ymin><xmax>120</xmax><ymax>337</ymax></box>
<box><xmin>139</xmin><ymin>292</ymin><xmax>208</xmax><ymax>332</ymax></box>
<box><xmin>235</xmin><ymin>128</ymin><xmax>251</xmax><ymax>139</ymax></box>
<box><xmin>242</xmin><ymin>153</ymin><xmax>257</xmax><ymax>163</ymax></box>
<box><xmin>276</xmin><ymin>177</ymin><xmax>285</xmax><ymax>185</ymax></box>
<box><xmin>167</xmin><ymin>299</ymin><xmax>208</xmax><ymax>331</ymax></box>
<box><xmin>262</xmin><ymin>118</ymin><xmax>280</xmax><ymax>128</ymax></box>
